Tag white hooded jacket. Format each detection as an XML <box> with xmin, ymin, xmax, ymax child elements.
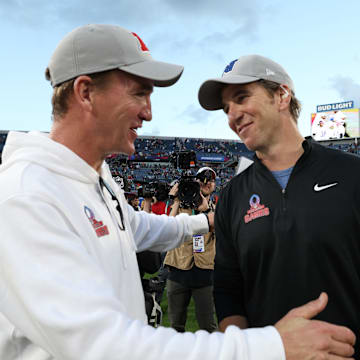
<box><xmin>0</xmin><ymin>131</ymin><xmax>284</xmax><ymax>360</ymax></box>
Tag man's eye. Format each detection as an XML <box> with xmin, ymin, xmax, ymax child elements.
<box><xmin>235</xmin><ymin>96</ymin><xmax>246</xmax><ymax>103</ymax></box>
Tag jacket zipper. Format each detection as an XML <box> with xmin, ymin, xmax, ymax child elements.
<box><xmin>281</xmin><ymin>188</ymin><xmax>287</xmax><ymax>212</ymax></box>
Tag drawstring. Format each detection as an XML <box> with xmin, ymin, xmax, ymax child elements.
<box><xmin>99</xmin><ymin>177</ymin><xmax>125</xmax><ymax>231</ymax></box>
<box><xmin>98</xmin><ymin>177</ymin><xmax>129</xmax><ymax>269</ymax></box>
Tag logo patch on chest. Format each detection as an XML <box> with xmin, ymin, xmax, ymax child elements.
<box><xmin>84</xmin><ymin>206</ymin><xmax>109</xmax><ymax>237</ymax></box>
<box><xmin>244</xmin><ymin>194</ymin><xmax>270</xmax><ymax>224</ymax></box>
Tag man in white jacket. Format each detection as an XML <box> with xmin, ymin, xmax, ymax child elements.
<box><xmin>0</xmin><ymin>24</ymin><xmax>355</xmax><ymax>360</ymax></box>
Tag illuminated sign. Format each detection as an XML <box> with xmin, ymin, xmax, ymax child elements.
<box><xmin>316</xmin><ymin>101</ymin><xmax>354</xmax><ymax>113</ymax></box>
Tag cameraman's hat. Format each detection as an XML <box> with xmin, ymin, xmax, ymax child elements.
<box><xmin>196</xmin><ymin>167</ymin><xmax>216</xmax><ymax>183</ymax></box>
<box><xmin>198</xmin><ymin>54</ymin><xmax>294</xmax><ymax>110</ymax></box>
<box><xmin>46</xmin><ymin>24</ymin><xmax>184</xmax><ymax>87</ymax></box>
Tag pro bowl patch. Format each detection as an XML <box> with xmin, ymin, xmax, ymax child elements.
<box><xmin>84</xmin><ymin>206</ymin><xmax>109</xmax><ymax>237</ymax></box>
<box><xmin>244</xmin><ymin>194</ymin><xmax>270</xmax><ymax>224</ymax></box>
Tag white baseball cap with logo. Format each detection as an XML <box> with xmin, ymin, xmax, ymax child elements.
<box><xmin>46</xmin><ymin>24</ymin><xmax>184</xmax><ymax>88</ymax></box>
<box><xmin>196</xmin><ymin>167</ymin><xmax>216</xmax><ymax>183</ymax></box>
<box><xmin>198</xmin><ymin>54</ymin><xmax>294</xmax><ymax>110</ymax></box>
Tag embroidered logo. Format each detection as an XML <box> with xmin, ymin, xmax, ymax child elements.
<box><xmin>84</xmin><ymin>206</ymin><xmax>109</xmax><ymax>238</ymax></box>
<box><xmin>244</xmin><ymin>194</ymin><xmax>270</xmax><ymax>224</ymax></box>
<box><xmin>313</xmin><ymin>183</ymin><xmax>338</xmax><ymax>192</ymax></box>
<box><xmin>131</xmin><ymin>32</ymin><xmax>150</xmax><ymax>52</ymax></box>
<box><xmin>223</xmin><ymin>59</ymin><xmax>237</xmax><ymax>74</ymax></box>
<box><xmin>266</xmin><ymin>68</ymin><xmax>275</xmax><ymax>76</ymax></box>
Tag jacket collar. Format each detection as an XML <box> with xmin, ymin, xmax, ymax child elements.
<box><xmin>253</xmin><ymin>137</ymin><xmax>314</xmax><ymax>173</ymax></box>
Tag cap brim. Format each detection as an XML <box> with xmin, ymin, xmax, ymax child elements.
<box><xmin>119</xmin><ymin>60</ymin><xmax>184</xmax><ymax>87</ymax></box>
<box><xmin>198</xmin><ymin>74</ymin><xmax>260</xmax><ymax>110</ymax></box>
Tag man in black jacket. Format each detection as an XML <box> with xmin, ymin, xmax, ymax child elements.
<box><xmin>198</xmin><ymin>54</ymin><xmax>360</xmax><ymax>358</ymax></box>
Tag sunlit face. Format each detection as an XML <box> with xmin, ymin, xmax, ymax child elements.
<box><xmin>221</xmin><ymin>82</ymin><xmax>282</xmax><ymax>153</ymax></box>
<box><xmin>92</xmin><ymin>71</ymin><xmax>153</xmax><ymax>156</ymax></box>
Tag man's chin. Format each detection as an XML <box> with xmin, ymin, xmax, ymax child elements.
<box><xmin>242</xmin><ymin>140</ymin><xmax>255</xmax><ymax>152</ymax></box>
<box><xmin>125</xmin><ymin>147</ymin><xmax>135</xmax><ymax>156</ymax></box>
<box><xmin>107</xmin><ymin>146</ymin><xmax>135</xmax><ymax>157</ymax></box>
<box><xmin>121</xmin><ymin>142</ymin><xmax>136</xmax><ymax>156</ymax></box>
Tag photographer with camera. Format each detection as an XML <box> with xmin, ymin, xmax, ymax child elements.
<box><xmin>139</xmin><ymin>181</ymin><xmax>172</xmax><ymax>216</ymax></box>
<box><xmin>164</xmin><ymin>167</ymin><xmax>217</xmax><ymax>333</ymax></box>
<box><xmin>151</xmin><ymin>182</ymin><xmax>172</xmax><ymax>215</ymax></box>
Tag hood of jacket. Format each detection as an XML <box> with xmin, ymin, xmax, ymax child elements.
<box><xmin>0</xmin><ymin>131</ymin><xmax>107</xmax><ymax>183</ymax></box>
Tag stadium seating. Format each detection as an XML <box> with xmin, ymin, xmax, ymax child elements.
<box><xmin>1</xmin><ymin>131</ymin><xmax>359</xmax><ymax>198</ymax></box>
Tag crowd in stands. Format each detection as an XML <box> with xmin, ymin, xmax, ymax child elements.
<box><xmin>326</xmin><ymin>141</ymin><xmax>360</xmax><ymax>154</ymax></box>
<box><xmin>1</xmin><ymin>132</ymin><xmax>360</xmax><ymax>195</ymax></box>
<box><xmin>105</xmin><ymin>136</ymin><xmax>360</xmax><ymax>199</ymax></box>
<box><xmin>106</xmin><ymin>136</ymin><xmax>254</xmax><ymax>197</ymax></box>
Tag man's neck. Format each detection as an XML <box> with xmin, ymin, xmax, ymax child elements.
<box><xmin>50</xmin><ymin>118</ymin><xmax>104</xmax><ymax>173</ymax></box>
<box><xmin>256</xmin><ymin>132</ymin><xmax>305</xmax><ymax>171</ymax></box>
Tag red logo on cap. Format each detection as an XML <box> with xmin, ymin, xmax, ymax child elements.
<box><xmin>131</xmin><ymin>32</ymin><xmax>149</xmax><ymax>52</ymax></box>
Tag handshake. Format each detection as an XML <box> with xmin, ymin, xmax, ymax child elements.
<box><xmin>276</xmin><ymin>293</ymin><xmax>355</xmax><ymax>359</ymax></box>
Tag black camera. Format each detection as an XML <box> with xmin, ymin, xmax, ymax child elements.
<box><xmin>138</xmin><ymin>181</ymin><xmax>169</xmax><ymax>200</ymax></box>
<box><xmin>170</xmin><ymin>151</ymin><xmax>197</xmax><ymax>170</ymax></box>
<box><xmin>154</xmin><ymin>182</ymin><xmax>170</xmax><ymax>202</ymax></box>
<box><xmin>177</xmin><ymin>176</ymin><xmax>202</xmax><ymax>209</ymax></box>
<box><xmin>138</xmin><ymin>182</ymin><xmax>157</xmax><ymax>198</ymax></box>
<box><xmin>170</xmin><ymin>151</ymin><xmax>202</xmax><ymax>209</ymax></box>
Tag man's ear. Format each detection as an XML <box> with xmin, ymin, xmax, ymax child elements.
<box><xmin>280</xmin><ymin>85</ymin><xmax>290</xmax><ymax>99</ymax></box>
<box><xmin>73</xmin><ymin>75</ymin><xmax>95</xmax><ymax>112</ymax></box>
<box><xmin>278</xmin><ymin>84</ymin><xmax>291</xmax><ymax>111</ymax></box>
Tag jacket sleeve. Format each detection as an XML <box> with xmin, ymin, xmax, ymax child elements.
<box><xmin>127</xmin><ymin>203</ymin><xmax>209</xmax><ymax>252</ymax></box>
<box><xmin>0</xmin><ymin>194</ymin><xmax>285</xmax><ymax>360</ymax></box>
<box><xmin>214</xmin><ymin>186</ymin><xmax>247</xmax><ymax>322</ymax></box>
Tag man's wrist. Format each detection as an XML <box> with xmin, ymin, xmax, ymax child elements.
<box><xmin>204</xmin><ymin>213</ymin><xmax>210</xmax><ymax>229</ymax></box>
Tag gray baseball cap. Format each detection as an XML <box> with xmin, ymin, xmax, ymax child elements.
<box><xmin>46</xmin><ymin>24</ymin><xmax>184</xmax><ymax>87</ymax></box>
<box><xmin>198</xmin><ymin>54</ymin><xmax>294</xmax><ymax>110</ymax></box>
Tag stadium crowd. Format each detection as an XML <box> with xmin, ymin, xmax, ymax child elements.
<box><xmin>105</xmin><ymin>135</ymin><xmax>249</xmax><ymax>197</ymax></box>
<box><xmin>105</xmin><ymin>135</ymin><xmax>360</xmax><ymax>198</ymax></box>
<box><xmin>1</xmin><ymin>130</ymin><xmax>360</xmax><ymax>198</ymax></box>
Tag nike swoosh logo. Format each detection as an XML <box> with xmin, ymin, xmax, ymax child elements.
<box><xmin>314</xmin><ymin>183</ymin><xmax>338</xmax><ymax>192</ymax></box>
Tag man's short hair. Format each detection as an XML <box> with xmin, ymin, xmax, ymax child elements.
<box><xmin>49</xmin><ymin>70</ymin><xmax>114</xmax><ymax>119</ymax></box>
<box><xmin>257</xmin><ymin>79</ymin><xmax>302</xmax><ymax>123</ymax></box>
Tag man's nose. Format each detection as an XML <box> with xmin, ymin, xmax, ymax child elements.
<box><xmin>227</xmin><ymin>102</ymin><xmax>238</xmax><ymax>125</ymax></box>
<box><xmin>141</xmin><ymin>98</ymin><xmax>152</xmax><ymax>121</ymax></box>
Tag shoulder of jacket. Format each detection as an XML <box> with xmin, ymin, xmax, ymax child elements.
<box><xmin>315</xmin><ymin>141</ymin><xmax>360</xmax><ymax>163</ymax></box>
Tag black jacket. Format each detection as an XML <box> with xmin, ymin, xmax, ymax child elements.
<box><xmin>214</xmin><ymin>139</ymin><xmax>360</xmax><ymax>356</ymax></box>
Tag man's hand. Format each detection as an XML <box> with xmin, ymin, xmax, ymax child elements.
<box><xmin>168</xmin><ymin>182</ymin><xmax>179</xmax><ymax>198</ymax></box>
<box><xmin>275</xmin><ymin>292</ymin><xmax>356</xmax><ymax>360</ymax></box>
<box><xmin>197</xmin><ymin>192</ymin><xmax>209</xmax><ymax>212</ymax></box>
